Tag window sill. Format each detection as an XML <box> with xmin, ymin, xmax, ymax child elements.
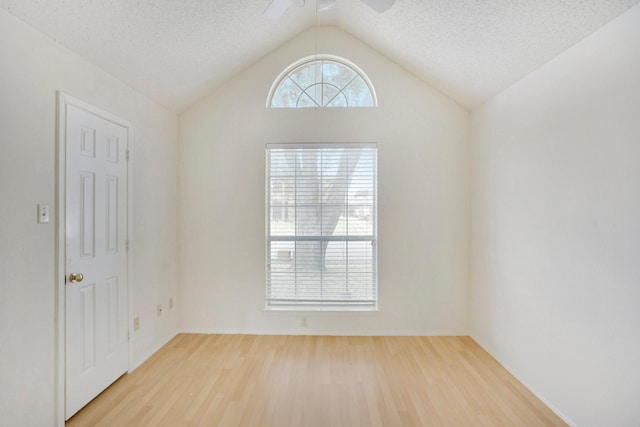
<box><xmin>264</xmin><ymin>306</ymin><xmax>380</xmax><ymax>313</ymax></box>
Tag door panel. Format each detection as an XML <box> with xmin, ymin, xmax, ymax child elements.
<box><xmin>65</xmin><ymin>104</ymin><xmax>128</xmax><ymax>419</ymax></box>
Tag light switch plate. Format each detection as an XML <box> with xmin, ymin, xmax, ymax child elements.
<box><xmin>38</xmin><ymin>204</ymin><xmax>50</xmax><ymax>224</ymax></box>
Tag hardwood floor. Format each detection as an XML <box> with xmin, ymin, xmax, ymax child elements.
<box><xmin>67</xmin><ymin>334</ymin><xmax>566</xmax><ymax>426</ymax></box>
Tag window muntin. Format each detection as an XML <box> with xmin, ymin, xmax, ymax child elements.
<box><xmin>266</xmin><ymin>143</ymin><xmax>378</xmax><ymax>309</ymax></box>
<box><xmin>268</xmin><ymin>55</ymin><xmax>377</xmax><ymax>108</ymax></box>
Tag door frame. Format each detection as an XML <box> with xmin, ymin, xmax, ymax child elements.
<box><xmin>55</xmin><ymin>92</ymin><xmax>134</xmax><ymax>426</ymax></box>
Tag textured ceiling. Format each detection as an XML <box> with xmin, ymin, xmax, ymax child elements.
<box><xmin>1</xmin><ymin>0</ymin><xmax>638</xmax><ymax>112</ymax></box>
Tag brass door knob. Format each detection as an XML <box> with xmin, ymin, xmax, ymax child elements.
<box><xmin>68</xmin><ymin>272</ymin><xmax>84</xmax><ymax>283</ymax></box>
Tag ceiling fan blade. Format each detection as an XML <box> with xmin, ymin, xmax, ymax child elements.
<box><xmin>360</xmin><ymin>0</ymin><xmax>396</xmax><ymax>13</ymax></box>
<box><xmin>317</xmin><ymin>0</ymin><xmax>336</xmax><ymax>12</ymax></box>
<box><xmin>263</xmin><ymin>0</ymin><xmax>295</xmax><ymax>20</ymax></box>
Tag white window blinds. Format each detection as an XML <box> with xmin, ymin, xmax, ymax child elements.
<box><xmin>266</xmin><ymin>143</ymin><xmax>378</xmax><ymax>309</ymax></box>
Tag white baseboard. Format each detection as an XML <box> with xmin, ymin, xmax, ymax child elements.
<box><xmin>470</xmin><ymin>335</ymin><xmax>577</xmax><ymax>427</ymax></box>
<box><xmin>130</xmin><ymin>331</ymin><xmax>179</xmax><ymax>372</ymax></box>
<box><xmin>179</xmin><ymin>328</ymin><xmax>469</xmax><ymax>336</ymax></box>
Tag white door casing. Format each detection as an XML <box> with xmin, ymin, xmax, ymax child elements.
<box><xmin>56</xmin><ymin>94</ymin><xmax>131</xmax><ymax>422</ymax></box>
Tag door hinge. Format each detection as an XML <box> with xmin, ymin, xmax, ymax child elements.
<box><xmin>128</xmin><ymin>330</ymin><xmax>130</xmax><ymax>341</ymax></box>
<box><xmin>126</xmin><ymin>149</ymin><xmax>130</xmax><ymax>161</ymax></box>
<box><xmin>125</xmin><ymin>239</ymin><xmax>130</xmax><ymax>252</ymax></box>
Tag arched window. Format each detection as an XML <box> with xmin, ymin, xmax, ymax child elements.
<box><xmin>268</xmin><ymin>55</ymin><xmax>377</xmax><ymax>108</ymax></box>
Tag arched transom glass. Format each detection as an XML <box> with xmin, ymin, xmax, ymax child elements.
<box><xmin>268</xmin><ymin>55</ymin><xmax>377</xmax><ymax>108</ymax></box>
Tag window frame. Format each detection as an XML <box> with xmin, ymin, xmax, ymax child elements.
<box><xmin>265</xmin><ymin>142</ymin><xmax>378</xmax><ymax>311</ymax></box>
<box><xmin>266</xmin><ymin>54</ymin><xmax>378</xmax><ymax>109</ymax></box>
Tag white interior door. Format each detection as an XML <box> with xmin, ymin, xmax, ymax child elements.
<box><xmin>65</xmin><ymin>103</ymin><xmax>129</xmax><ymax>419</ymax></box>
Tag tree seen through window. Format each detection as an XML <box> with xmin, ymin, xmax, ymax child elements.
<box><xmin>269</xmin><ymin>55</ymin><xmax>376</xmax><ymax>108</ymax></box>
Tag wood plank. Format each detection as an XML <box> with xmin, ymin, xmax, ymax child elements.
<box><xmin>66</xmin><ymin>334</ymin><xmax>567</xmax><ymax>426</ymax></box>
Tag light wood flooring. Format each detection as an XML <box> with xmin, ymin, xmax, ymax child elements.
<box><xmin>67</xmin><ymin>334</ymin><xmax>567</xmax><ymax>426</ymax></box>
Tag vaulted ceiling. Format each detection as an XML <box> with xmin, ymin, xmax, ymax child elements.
<box><xmin>1</xmin><ymin>0</ymin><xmax>637</xmax><ymax>112</ymax></box>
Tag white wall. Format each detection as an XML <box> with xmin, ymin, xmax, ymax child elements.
<box><xmin>4</xmin><ymin>2</ymin><xmax>637</xmax><ymax>425</ymax></box>
<box><xmin>178</xmin><ymin>27</ymin><xmax>470</xmax><ymax>336</ymax></box>
<box><xmin>470</xmin><ymin>5</ymin><xmax>640</xmax><ymax>426</ymax></box>
<box><xmin>0</xmin><ymin>9</ymin><xmax>179</xmax><ymax>426</ymax></box>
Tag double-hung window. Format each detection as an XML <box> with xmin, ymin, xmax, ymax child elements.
<box><xmin>265</xmin><ymin>143</ymin><xmax>378</xmax><ymax>309</ymax></box>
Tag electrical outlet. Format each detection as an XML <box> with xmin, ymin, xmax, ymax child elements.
<box><xmin>169</xmin><ymin>298</ymin><xmax>173</xmax><ymax>309</ymax></box>
<box><xmin>157</xmin><ymin>304</ymin><xmax>163</xmax><ymax>317</ymax></box>
<box><xmin>301</xmin><ymin>317</ymin><xmax>308</xmax><ymax>328</ymax></box>
<box><xmin>133</xmin><ymin>317</ymin><xmax>140</xmax><ymax>331</ymax></box>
